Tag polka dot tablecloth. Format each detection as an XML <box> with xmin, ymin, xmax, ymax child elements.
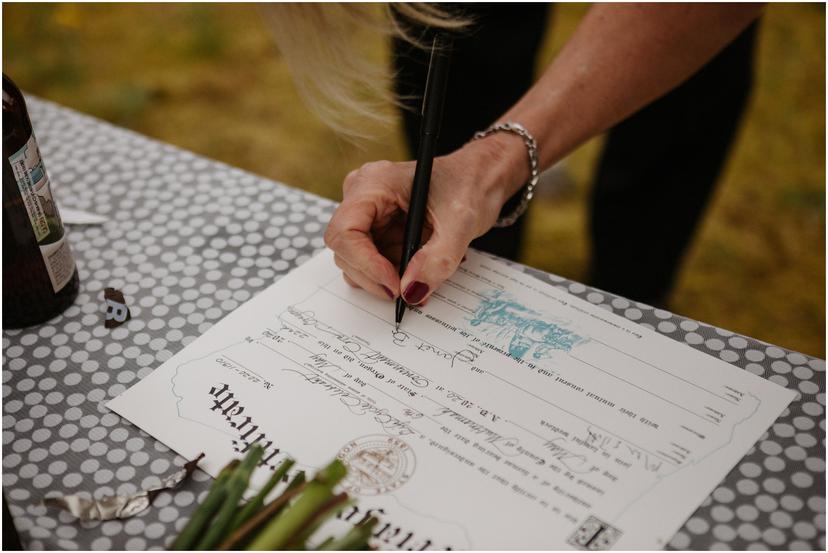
<box><xmin>2</xmin><ymin>98</ymin><xmax>824</xmax><ymax>550</ymax></box>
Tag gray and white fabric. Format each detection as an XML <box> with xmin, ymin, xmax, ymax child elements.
<box><xmin>3</xmin><ymin>98</ymin><xmax>824</xmax><ymax>550</ymax></box>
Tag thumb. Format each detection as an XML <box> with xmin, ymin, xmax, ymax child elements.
<box><xmin>400</xmin><ymin>225</ymin><xmax>470</xmax><ymax>306</ymax></box>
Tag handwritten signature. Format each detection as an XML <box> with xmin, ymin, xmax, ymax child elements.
<box><xmin>390</xmin><ymin>329</ymin><xmax>479</xmax><ymax>369</ymax></box>
<box><xmin>282</xmin><ymin>306</ymin><xmax>432</xmax><ymax>388</ymax></box>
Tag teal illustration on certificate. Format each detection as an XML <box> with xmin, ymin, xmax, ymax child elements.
<box><xmin>108</xmin><ymin>249</ymin><xmax>796</xmax><ymax>550</ymax></box>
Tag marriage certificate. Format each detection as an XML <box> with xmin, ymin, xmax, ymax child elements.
<box><xmin>108</xmin><ymin>250</ymin><xmax>795</xmax><ymax>550</ymax></box>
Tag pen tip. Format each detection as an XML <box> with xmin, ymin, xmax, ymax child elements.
<box><xmin>395</xmin><ymin>322</ymin><xmax>400</xmax><ymax>332</ymax></box>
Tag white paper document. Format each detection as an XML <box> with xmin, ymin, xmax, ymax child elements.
<box><xmin>108</xmin><ymin>250</ymin><xmax>795</xmax><ymax>550</ymax></box>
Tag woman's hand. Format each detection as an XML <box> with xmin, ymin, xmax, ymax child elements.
<box><xmin>324</xmin><ymin>133</ymin><xmax>528</xmax><ymax>305</ymax></box>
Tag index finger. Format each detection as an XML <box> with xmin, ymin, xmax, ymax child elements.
<box><xmin>325</xmin><ymin>199</ymin><xmax>401</xmax><ymax>293</ymax></box>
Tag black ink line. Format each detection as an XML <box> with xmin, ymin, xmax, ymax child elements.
<box><xmin>284</xmin><ymin>340</ymin><xmax>316</xmax><ymax>356</ymax></box>
<box><xmin>428</xmin><ymin>292</ymin><xmax>476</xmax><ymax>315</ymax></box>
<box><xmin>270</xmin><ymin>320</ymin><xmax>318</xmax><ymax>339</ymax></box>
<box><xmin>504</xmin><ymin>419</ymin><xmax>549</xmax><ymax>443</ymax></box>
<box><xmin>455</xmin><ymin>265</ymin><xmax>506</xmax><ymax>292</ymax></box>
<box><xmin>221</xmin><ymin>354</ymin><xmax>267</xmax><ymax>382</ymax></box>
<box><xmin>589</xmin><ymin>338</ymin><xmax>737</xmax><ymax>405</ymax></box>
<box><xmin>422</xmin><ymin>395</ymin><xmax>513</xmax><ymax>441</ymax></box>
<box><xmin>421</xmin><ymin>395</ymin><xmax>450</xmax><ymax>411</ymax></box>
<box><xmin>569</xmin><ymin>353</ymin><xmax>717</xmax><ymax>425</ymax></box>
<box><xmin>438</xmin><ymin>278</ymin><xmax>487</xmax><ymax>301</ymax></box>
<box><xmin>257</xmin><ymin>341</ymin><xmax>326</xmax><ymax>374</ymax></box>
<box><xmin>323</xmin><ymin>273</ymin><xmax>343</xmax><ymax>288</ymax></box>
<box><xmin>481</xmin><ymin>368</ymin><xmax>676</xmax><ymax>467</ymax></box>
<box><xmin>257</xmin><ymin>339</ymin><xmax>345</xmax><ymax>377</ymax></box>
<box><xmin>364</xmin><ymin>381</ymin><xmax>440</xmax><ymax>429</ymax></box>
<box><xmin>325</xmin><ymin>373</ymin><xmax>349</xmax><ymax>388</ymax></box>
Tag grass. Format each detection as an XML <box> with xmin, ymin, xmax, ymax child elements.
<box><xmin>4</xmin><ymin>3</ymin><xmax>824</xmax><ymax>357</ymax></box>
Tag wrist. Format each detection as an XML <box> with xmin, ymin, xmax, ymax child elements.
<box><xmin>452</xmin><ymin>130</ymin><xmax>530</xmax><ymax>209</ymax></box>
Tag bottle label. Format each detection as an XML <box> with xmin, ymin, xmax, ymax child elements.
<box><xmin>8</xmin><ymin>135</ymin><xmax>75</xmax><ymax>293</ymax></box>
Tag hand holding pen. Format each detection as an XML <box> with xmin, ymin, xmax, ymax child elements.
<box><xmin>323</xmin><ymin>38</ymin><xmax>531</xmax><ymax>322</ymax></box>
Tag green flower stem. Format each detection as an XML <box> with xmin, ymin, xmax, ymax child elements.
<box><xmin>284</xmin><ymin>493</ymin><xmax>351</xmax><ymax>550</ymax></box>
<box><xmin>194</xmin><ymin>446</ymin><xmax>265</xmax><ymax>550</ymax></box>
<box><xmin>215</xmin><ymin>482</ymin><xmax>307</xmax><ymax>551</ymax></box>
<box><xmin>168</xmin><ymin>459</ymin><xmax>239</xmax><ymax>551</ymax></box>
<box><xmin>284</xmin><ymin>471</ymin><xmax>306</xmax><ymax>492</ymax></box>
<box><xmin>228</xmin><ymin>457</ymin><xmax>295</xmax><ymax>534</ymax></box>
<box><xmin>246</xmin><ymin>460</ymin><xmax>347</xmax><ymax>551</ymax></box>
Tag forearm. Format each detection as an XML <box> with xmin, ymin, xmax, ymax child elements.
<box><xmin>476</xmin><ymin>3</ymin><xmax>764</xmax><ymax>201</ymax></box>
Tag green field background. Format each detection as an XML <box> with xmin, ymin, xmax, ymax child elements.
<box><xmin>4</xmin><ymin>3</ymin><xmax>824</xmax><ymax>357</ymax></box>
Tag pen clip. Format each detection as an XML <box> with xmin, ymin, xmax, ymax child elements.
<box><xmin>421</xmin><ymin>36</ymin><xmax>439</xmax><ymax>117</ymax></box>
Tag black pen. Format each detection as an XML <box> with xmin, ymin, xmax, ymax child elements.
<box><xmin>395</xmin><ymin>35</ymin><xmax>451</xmax><ymax>331</ymax></box>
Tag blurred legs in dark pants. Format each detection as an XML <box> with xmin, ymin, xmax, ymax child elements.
<box><xmin>589</xmin><ymin>24</ymin><xmax>758</xmax><ymax>306</ymax></box>
<box><xmin>392</xmin><ymin>6</ymin><xmax>757</xmax><ymax>307</ymax></box>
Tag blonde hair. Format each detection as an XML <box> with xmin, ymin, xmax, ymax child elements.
<box><xmin>261</xmin><ymin>3</ymin><xmax>469</xmax><ymax>140</ymax></box>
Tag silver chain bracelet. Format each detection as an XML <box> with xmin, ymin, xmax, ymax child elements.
<box><xmin>472</xmin><ymin>121</ymin><xmax>540</xmax><ymax>228</ymax></box>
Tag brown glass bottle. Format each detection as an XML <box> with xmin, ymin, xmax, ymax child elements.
<box><xmin>3</xmin><ymin>74</ymin><xmax>79</xmax><ymax>328</ymax></box>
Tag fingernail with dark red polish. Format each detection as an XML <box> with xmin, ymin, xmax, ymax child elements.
<box><xmin>403</xmin><ymin>281</ymin><xmax>429</xmax><ymax>305</ymax></box>
<box><xmin>381</xmin><ymin>285</ymin><xmax>394</xmax><ymax>299</ymax></box>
